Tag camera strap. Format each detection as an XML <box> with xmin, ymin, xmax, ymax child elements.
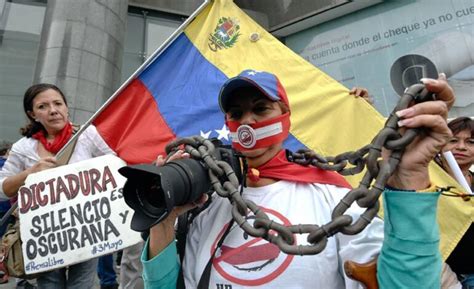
<box><xmin>176</xmin><ymin>213</ymin><xmax>189</xmax><ymax>289</ymax></box>
<box><xmin>176</xmin><ymin>197</ymin><xmax>215</xmax><ymax>289</ymax></box>
<box><xmin>197</xmin><ymin>218</ymin><xmax>235</xmax><ymax>289</ymax></box>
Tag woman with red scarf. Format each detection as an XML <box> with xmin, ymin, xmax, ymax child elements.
<box><xmin>0</xmin><ymin>83</ymin><xmax>115</xmax><ymax>289</ymax></box>
<box><xmin>141</xmin><ymin>70</ymin><xmax>455</xmax><ymax>289</ymax></box>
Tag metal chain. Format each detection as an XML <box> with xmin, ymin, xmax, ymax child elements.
<box><xmin>165</xmin><ymin>84</ymin><xmax>436</xmax><ymax>256</ymax></box>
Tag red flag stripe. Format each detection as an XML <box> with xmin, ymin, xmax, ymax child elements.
<box><xmin>94</xmin><ymin>79</ymin><xmax>176</xmax><ymax>164</ymax></box>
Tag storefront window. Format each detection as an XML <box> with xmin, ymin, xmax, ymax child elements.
<box><xmin>286</xmin><ymin>0</ymin><xmax>474</xmax><ymax>118</ymax></box>
<box><xmin>121</xmin><ymin>9</ymin><xmax>182</xmax><ymax>83</ymax></box>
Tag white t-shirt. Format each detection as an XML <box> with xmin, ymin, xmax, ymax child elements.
<box><xmin>183</xmin><ymin>180</ymin><xmax>384</xmax><ymax>289</ymax></box>
<box><xmin>0</xmin><ymin>125</ymin><xmax>114</xmax><ymax>199</ymax></box>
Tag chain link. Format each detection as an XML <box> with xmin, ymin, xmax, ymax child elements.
<box><xmin>165</xmin><ymin>84</ymin><xmax>436</xmax><ymax>255</ymax></box>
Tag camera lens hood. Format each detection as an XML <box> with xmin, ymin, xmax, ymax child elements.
<box><xmin>119</xmin><ymin>164</ymin><xmax>174</xmax><ymax>231</ymax></box>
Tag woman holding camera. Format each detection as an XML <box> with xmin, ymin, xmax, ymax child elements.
<box><xmin>0</xmin><ymin>83</ymin><xmax>115</xmax><ymax>289</ymax></box>
<box><xmin>142</xmin><ymin>70</ymin><xmax>454</xmax><ymax>288</ymax></box>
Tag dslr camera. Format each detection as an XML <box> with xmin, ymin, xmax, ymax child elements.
<box><xmin>119</xmin><ymin>140</ymin><xmax>243</xmax><ymax>231</ymax></box>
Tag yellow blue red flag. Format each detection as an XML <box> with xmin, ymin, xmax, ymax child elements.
<box><xmin>94</xmin><ymin>0</ymin><xmax>384</xmax><ymax>168</ymax></box>
<box><xmin>92</xmin><ymin>0</ymin><xmax>471</xmax><ymax>260</ymax></box>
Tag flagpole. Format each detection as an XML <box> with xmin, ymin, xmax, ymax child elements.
<box><xmin>56</xmin><ymin>0</ymin><xmax>212</xmax><ymax>161</ymax></box>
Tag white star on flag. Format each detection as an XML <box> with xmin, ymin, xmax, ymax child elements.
<box><xmin>200</xmin><ymin>130</ymin><xmax>212</xmax><ymax>139</ymax></box>
<box><xmin>215</xmin><ymin>124</ymin><xmax>230</xmax><ymax>141</ymax></box>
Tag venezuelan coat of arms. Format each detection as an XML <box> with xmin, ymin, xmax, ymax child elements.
<box><xmin>208</xmin><ymin>17</ymin><xmax>241</xmax><ymax>51</ymax></box>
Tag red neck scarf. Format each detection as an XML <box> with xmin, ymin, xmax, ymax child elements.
<box><xmin>247</xmin><ymin>150</ymin><xmax>351</xmax><ymax>188</ymax></box>
<box><xmin>32</xmin><ymin>122</ymin><xmax>73</xmax><ymax>154</ymax></box>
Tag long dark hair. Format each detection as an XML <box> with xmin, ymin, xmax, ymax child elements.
<box><xmin>20</xmin><ymin>83</ymin><xmax>68</xmax><ymax>137</ymax></box>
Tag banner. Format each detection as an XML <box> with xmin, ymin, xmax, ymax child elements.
<box><xmin>18</xmin><ymin>155</ymin><xmax>142</xmax><ymax>274</ymax></box>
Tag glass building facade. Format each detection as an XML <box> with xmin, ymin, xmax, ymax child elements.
<box><xmin>285</xmin><ymin>0</ymin><xmax>474</xmax><ymax>118</ymax></box>
<box><xmin>1</xmin><ymin>0</ymin><xmax>473</xmax><ymax>143</ymax></box>
<box><xmin>0</xmin><ymin>1</ymin><xmax>182</xmax><ymax>142</ymax></box>
<box><xmin>0</xmin><ymin>0</ymin><xmax>46</xmax><ymax>142</ymax></box>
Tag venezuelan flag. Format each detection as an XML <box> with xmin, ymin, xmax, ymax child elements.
<box><xmin>93</xmin><ymin>0</ymin><xmax>383</xmax><ymax>168</ymax></box>
<box><xmin>92</xmin><ymin>0</ymin><xmax>471</xmax><ymax>261</ymax></box>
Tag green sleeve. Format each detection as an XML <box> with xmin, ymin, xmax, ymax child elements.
<box><xmin>141</xmin><ymin>239</ymin><xmax>180</xmax><ymax>289</ymax></box>
<box><xmin>377</xmin><ymin>189</ymin><xmax>441</xmax><ymax>289</ymax></box>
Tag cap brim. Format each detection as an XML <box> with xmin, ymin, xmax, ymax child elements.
<box><xmin>219</xmin><ymin>77</ymin><xmax>278</xmax><ymax>113</ymax></box>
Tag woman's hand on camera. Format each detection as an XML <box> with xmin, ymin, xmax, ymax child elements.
<box><xmin>148</xmin><ymin>150</ymin><xmax>208</xmax><ymax>259</ymax></box>
<box><xmin>387</xmin><ymin>73</ymin><xmax>455</xmax><ymax>190</ymax></box>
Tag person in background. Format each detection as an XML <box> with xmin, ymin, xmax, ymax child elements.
<box><xmin>0</xmin><ymin>83</ymin><xmax>115</xmax><ymax>289</ymax></box>
<box><xmin>438</xmin><ymin>117</ymin><xmax>474</xmax><ymax>289</ymax></box>
<box><xmin>0</xmin><ymin>141</ymin><xmax>13</xmax><ymax>285</ymax></box>
<box><xmin>0</xmin><ymin>140</ymin><xmax>13</xmax><ymax>236</ymax></box>
<box><xmin>0</xmin><ymin>141</ymin><xmax>12</xmax><ymax>168</ymax></box>
<box><xmin>349</xmin><ymin>86</ymin><xmax>373</xmax><ymax>105</ymax></box>
<box><xmin>97</xmin><ymin>254</ymin><xmax>119</xmax><ymax>289</ymax></box>
<box><xmin>140</xmin><ymin>70</ymin><xmax>454</xmax><ymax>288</ymax></box>
<box><xmin>119</xmin><ymin>242</ymin><xmax>144</xmax><ymax>289</ymax></box>
<box><xmin>115</xmin><ymin>250</ymin><xmax>122</xmax><ymax>270</ymax></box>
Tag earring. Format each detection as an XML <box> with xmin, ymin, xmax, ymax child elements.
<box><xmin>35</xmin><ymin>119</ymin><xmax>39</xmax><ymax>122</ymax></box>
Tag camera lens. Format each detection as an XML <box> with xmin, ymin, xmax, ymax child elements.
<box><xmin>120</xmin><ymin>158</ymin><xmax>212</xmax><ymax>231</ymax></box>
<box><xmin>120</xmin><ymin>142</ymin><xmax>242</xmax><ymax>231</ymax></box>
<box><xmin>139</xmin><ymin>176</ymin><xmax>165</xmax><ymax>208</ymax></box>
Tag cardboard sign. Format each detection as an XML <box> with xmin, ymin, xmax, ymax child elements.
<box><xmin>18</xmin><ymin>154</ymin><xmax>142</xmax><ymax>274</ymax></box>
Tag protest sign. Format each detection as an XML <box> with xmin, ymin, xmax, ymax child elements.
<box><xmin>18</xmin><ymin>154</ymin><xmax>142</xmax><ymax>274</ymax></box>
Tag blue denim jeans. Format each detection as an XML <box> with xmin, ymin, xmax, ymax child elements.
<box><xmin>97</xmin><ymin>254</ymin><xmax>118</xmax><ymax>286</ymax></box>
<box><xmin>36</xmin><ymin>258</ymin><xmax>97</xmax><ymax>289</ymax></box>
<box><xmin>461</xmin><ymin>274</ymin><xmax>474</xmax><ymax>289</ymax></box>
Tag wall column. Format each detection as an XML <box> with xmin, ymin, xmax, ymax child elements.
<box><xmin>34</xmin><ymin>0</ymin><xmax>129</xmax><ymax>124</ymax></box>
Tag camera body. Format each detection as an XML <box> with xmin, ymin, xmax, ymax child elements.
<box><xmin>119</xmin><ymin>141</ymin><xmax>242</xmax><ymax>232</ymax></box>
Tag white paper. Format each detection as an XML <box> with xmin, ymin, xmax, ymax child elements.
<box><xmin>442</xmin><ymin>151</ymin><xmax>473</xmax><ymax>194</ymax></box>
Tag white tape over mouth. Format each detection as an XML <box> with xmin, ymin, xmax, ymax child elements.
<box><xmin>229</xmin><ymin>122</ymin><xmax>283</xmax><ymax>149</ymax></box>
